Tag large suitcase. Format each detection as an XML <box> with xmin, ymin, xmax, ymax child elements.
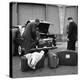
<box><xmin>48</xmin><ymin>50</ymin><xmax>59</xmax><ymax>68</ymax></box>
<box><xmin>56</xmin><ymin>50</ymin><xmax>78</xmax><ymax>66</ymax></box>
<box><xmin>21</xmin><ymin>54</ymin><xmax>45</xmax><ymax>72</ymax></box>
<box><xmin>38</xmin><ymin>38</ymin><xmax>53</xmax><ymax>48</ymax></box>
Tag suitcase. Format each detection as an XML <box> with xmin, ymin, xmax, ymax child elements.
<box><xmin>38</xmin><ymin>38</ymin><xmax>53</xmax><ymax>48</ymax></box>
<box><xmin>56</xmin><ymin>50</ymin><xmax>78</xmax><ymax>66</ymax></box>
<box><xmin>21</xmin><ymin>54</ymin><xmax>45</xmax><ymax>72</ymax></box>
<box><xmin>48</xmin><ymin>50</ymin><xmax>59</xmax><ymax>68</ymax></box>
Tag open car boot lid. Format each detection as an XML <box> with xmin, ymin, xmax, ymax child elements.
<box><xmin>30</xmin><ymin>20</ymin><xmax>52</xmax><ymax>33</ymax></box>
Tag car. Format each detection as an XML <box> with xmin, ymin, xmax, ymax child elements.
<box><xmin>11</xmin><ymin>20</ymin><xmax>57</xmax><ymax>56</ymax></box>
<box><xmin>27</xmin><ymin>20</ymin><xmax>57</xmax><ymax>52</ymax></box>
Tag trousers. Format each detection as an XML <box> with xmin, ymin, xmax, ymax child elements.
<box><xmin>67</xmin><ymin>40</ymin><xmax>76</xmax><ymax>50</ymax></box>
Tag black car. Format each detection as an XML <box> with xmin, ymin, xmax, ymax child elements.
<box><xmin>28</xmin><ymin>20</ymin><xmax>57</xmax><ymax>52</ymax></box>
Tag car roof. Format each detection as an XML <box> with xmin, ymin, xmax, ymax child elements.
<box><xmin>29</xmin><ymin>20</ymin><xmax>51</xmax><ymax>24</ymax></box>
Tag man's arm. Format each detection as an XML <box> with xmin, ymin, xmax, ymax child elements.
<box><xmin>22</xmin><ymin>23</ymin><xmax>31</xmax><ymax>38</ymax></box>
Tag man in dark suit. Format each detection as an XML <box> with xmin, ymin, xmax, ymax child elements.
<box><xmin>21</xmin><ymin>19</ymin><xmax>40</xmax><ymax>55</ymax></box>
<box><xmin>67</xmin><ymin>17</ymin><xmax>77</xmax><ymax>50</ymax></box>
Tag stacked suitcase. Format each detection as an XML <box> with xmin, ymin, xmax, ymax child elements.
<box><xmin>21</xmin><ymin>53</ymin><xmax>45</xmax><ymax>72</ymax></box>
<box><xmin>56</xmin><ymin>50</ymin><xmax>78</xmax><ymax>66</ymax></box>
<box><xmin>21</xmin><ymin>50</ymin><xmax>78</xmax><ymax>72</ymax></box>
<box><xmin>38</xmin><ymin>38</ymin><xmax>53</xmax><ymax>48</ymax></box>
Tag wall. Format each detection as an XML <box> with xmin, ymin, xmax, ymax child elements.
<box><xmin>11</xmin><ymin>3</ymin><xmax>78</xmax><ymax>41</ymax></box>
<box><xmin>11</xmin><ymin>3</ymin><xmax>60</xmax><ymax>34</ymax></box>
<box><xmin>18</xmin><ymin>3</ymin><xmax>45</xmax><ymax>25</ymax></box>
<box><xmin>12</xmin><ymin>3</ymin><xmax>17</xmax><ymax>26</ymax></box>
<box><xmin>46</xmin><ymin>5</ymin><xmax>60</xmax><ymax>34</ymax></box>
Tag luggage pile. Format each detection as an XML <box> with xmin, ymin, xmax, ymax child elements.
<box><xmin>21</xmin><ymin>50</ymin><xmax>78</xmax><ymax>72</ymax></box>
<box><xmin>21</xmin><ymin>50</ymin><xmax>45</xmax><ymax>72</ymax></box>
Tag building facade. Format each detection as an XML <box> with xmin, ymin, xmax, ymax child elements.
<box><xmin>11</xmin><ymin>2</ymin><xmax>78</xmax><ymax>41</ymax></box>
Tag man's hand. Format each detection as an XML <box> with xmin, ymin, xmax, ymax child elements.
<box><xmin>67</xmin><ymin>38</ymin><xmax>69</xmax><ymax>41</ymax></box>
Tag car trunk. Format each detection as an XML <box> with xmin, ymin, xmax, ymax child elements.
<box><xmin>38</xmin><ymin>23</ymin><xmax>50</xmax><ymax>34</ymax></box>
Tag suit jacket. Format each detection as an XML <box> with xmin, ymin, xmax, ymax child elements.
<box><xmin>21</xmin><ymin>22</ymin><xmax>37</xmax><ymax>53</ymax></box>
<box><xmin>67</xmin><ymin>21</ymin><xmax>77</xmax><ymax>41</ymax></box>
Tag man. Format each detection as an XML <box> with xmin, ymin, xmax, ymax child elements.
<box><xmin>18</xmin><ymin>21</ymin><xmax>31</xmax><ymax>55</ymax></box>
<box><xmin>67</xmin><ymin>17</ymin><xmax>77</xmax><ymax>50</ymax></box>
<box><xmin>21</xmin><ymin>19</ymin><xmax>40</xmax><ymax>55</ymax></box>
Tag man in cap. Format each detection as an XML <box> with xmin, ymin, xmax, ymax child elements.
<box><xmin>67</xmin><ymin>17</ymin><xmax>77</xmax><ymax>50</ymax></box>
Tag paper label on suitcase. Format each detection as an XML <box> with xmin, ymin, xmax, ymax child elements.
<box><xmin>65</xmin><ymin>54</ymin><xmax>70</xmax><ymax>59</ymax></box>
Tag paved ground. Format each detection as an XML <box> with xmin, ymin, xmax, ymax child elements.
<box><xmin>12</xmin><ymin>41</ymin><xmax>78</xmax><ymax>78</ymax></box>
